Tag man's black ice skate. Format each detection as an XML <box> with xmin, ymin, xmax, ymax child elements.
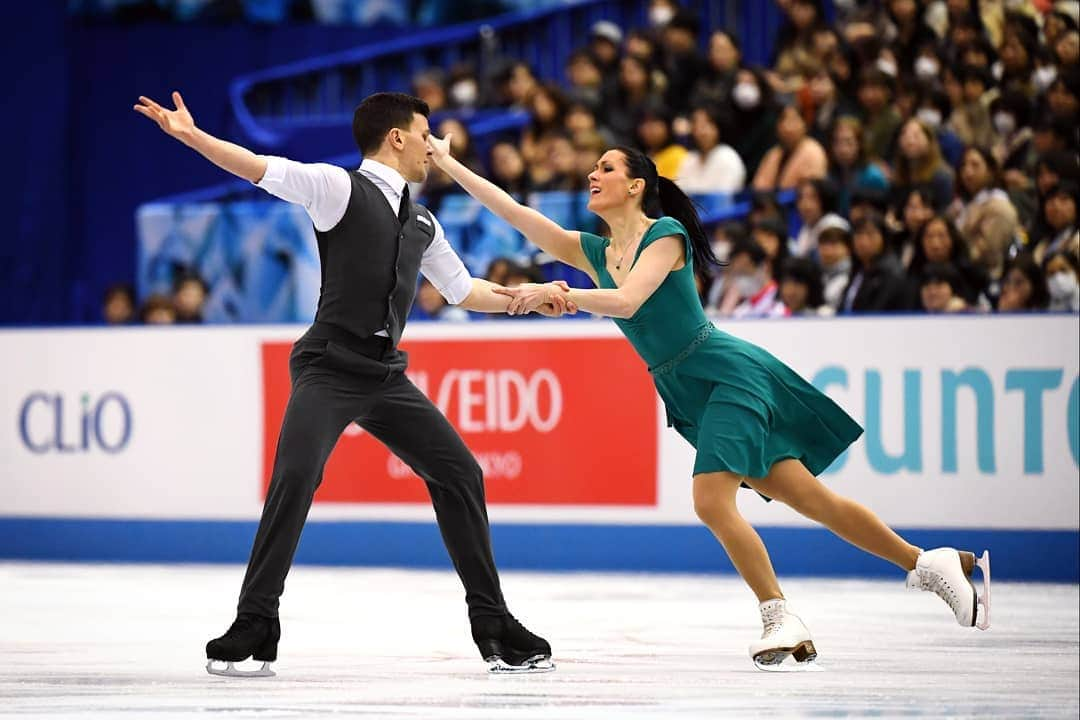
<box><xmin>471</xmin><ymin>614</ymin><xmax>554</xmax><ymax>674</ymax></box>
<box><xmin>205</xmin><ymin>614</ymin><xmax>280</xmax><ymax>677</ymax></box>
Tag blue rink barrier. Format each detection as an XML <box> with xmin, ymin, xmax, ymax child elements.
<box><xmin>0</xmin><ymin>518</ymin><xmax>1075</xmax><ymax>582</ymax></box>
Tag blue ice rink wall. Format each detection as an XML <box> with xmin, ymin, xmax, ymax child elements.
<box><xmin>1</xmin><ymin>318</ymin><xmax>1077</xmax><ymax>581</ymax></box>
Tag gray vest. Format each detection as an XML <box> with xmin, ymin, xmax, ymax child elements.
<box><xmin>312</xmin><ymin>171</ymin><xmax>436</xmax><ymax>346</ymax></box>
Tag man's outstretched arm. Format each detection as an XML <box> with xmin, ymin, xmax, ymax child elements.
<box><xmin>134</xmin><ymin>91</ymin><xmax>267</xmax><ymax>183</ymax></box>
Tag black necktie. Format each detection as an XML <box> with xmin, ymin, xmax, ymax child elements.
<box><xmin>398</xmin><ymin>184</ymin><xmax>410</xmax><ymax>226</ymax></box>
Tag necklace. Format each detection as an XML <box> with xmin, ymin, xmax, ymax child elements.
<box><xmin>613</xmin><ymin>241</ymin><xmax>634</xmax><ymax>271</ymax></box>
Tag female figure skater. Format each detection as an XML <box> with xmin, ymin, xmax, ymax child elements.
<box><xmin>427</xmin><ymin>136</ymin><xmax>990</xmax><ymax>670</ymax></box>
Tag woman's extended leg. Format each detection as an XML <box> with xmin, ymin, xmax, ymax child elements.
<box><xmin>743</xmin><ymin>459</ymin><xmax>921</xmax><ymax>572</ymax></box>
<box><xmin>692</xmin><ymin>470</ymin><xmax>783</xmax><ymax>602</ymax></box>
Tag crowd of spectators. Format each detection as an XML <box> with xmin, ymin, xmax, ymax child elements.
<box><xmin>410</xmin><ymin>0</ymin><xmax>1080</xmax><ymax>320</ymax></box>
<box><xmin>102</xmin><ymin>273</ymin><xmax>209</xmax><ymax>326</ymax></box>
<box><xmin>103</xmin><ymin>0</ymin><xmax>1080</xmax><ymax>323</ymax></box>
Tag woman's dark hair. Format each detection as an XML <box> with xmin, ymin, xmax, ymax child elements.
<box><xmin>779</xmin><ymin>256</ymin><xmax>826</xmax><ymax>308</ymax></box>
<box><xmin>1005</xmin><ymin>253</ymin><xmax>1050</xmax><ymax>309</ymax></box>
<box><xmin>957</xmin><ymin>145</ymin><xmax>1001</xmax><ymax>201</ymax></box>
<box><xmin>352</xmin><ymin>92</ymin><xmax>429</xmax><ymax>156</ymax></box>
<box><xmin>613</xmin><ymin>145</ymin><xmax>720</xmax><ymax>266</ymax></box>
<box><xmin>799</xmin><ymin>177</ymin><xmax>839</xmax><ymax>216</ymax></box>
<box><xmin>908</xmin><ymin>214</ymin><xmax>969</xmax><ymax>277</ymax></box>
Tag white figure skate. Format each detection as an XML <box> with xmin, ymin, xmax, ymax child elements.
<box><xmin>906</xmin><ymin>547</ymin><xmax>991</xmax><ymax>630</ymax></box>
<box><xmin>748</xmin><ymin>599</ymin><xmax>822</xmax><ymax>672</ymax></box>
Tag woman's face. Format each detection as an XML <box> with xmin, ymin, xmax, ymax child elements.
<box><xmin>960</xmin><ymin>150</ymin><xmax>992</xmax><ymax>195</ymax></box>
<box><xmin>1055</xmin><ymin>30</ymin><xmax>1080</xmax><ymax>66</ymax></box>
<box><xmin>565</xmin><ymin>107</ymin><xmax>596</xmax><ymax>134</ymax></box>
<box><xmin>1037</xmin><ymin>165</ymin><xmax>1061</xmax><ymax>197</ymax></box>
<box><xmin>998</xmin><ymin>267</ymin><xmax>1033</xmax><ymax>311</ymax></box>
<box><xmin>890</xmin><ymin>0</ymin><xmax>917</xmax><ymax>23</ymax></box>
<box><xmin>922</xmin><ymin>219</ymin><xmax>953</xmax><ymax>263</ymax></box>
<box><xmin>586</xmin><ymin>150</ymin><xmax>639</xmax><ymax>212</ymax></box>
<box><xmin>904</xmin><ymin>192</ymin><xmax>934</xmax><ymax>231</ymax></box>
<box><xmin>790</xmin><ymin>0</ymin><xmax>818</xmax><ymax>30</ymax></box>
<box><xmin>818</xmin><ymin>238</ymin><xmax>848</xmax><ymax>267</ymax></box>
<box><xmin>832</xmin><ymin>123</ymin><xmax>859</xmax><ymax>166</ymax></box>
<box><xmin>620</xmin><ymin>57</ymin><xmax>649</xmax><ymax>93</ymax></box>
<box><xmin>709</xmin><ymin>32</ymin><xmax>739</xmax><ymax>72</ymax></box>
<box><xmin>1046</xmin><ymin>193</ymin><xmax>1077</xmax><ymax>230</ymax></box>
<box><xmin>921</xmin><ymin>279</ymin><xmax>953</xmax><ymax>312</ymax></box>
<box><xmin>853</xmin><ymin>226</ymin><xmax>885</xmax><ymax>264</ymax></box>
<box><xmin>690</xmin><ymin>109</ymin><xmax>719</xmax><ymax>151</ymax></box>
<box><xmin>530</xmin><ymin>89</ymin><xmax>558</xmax><ymax>123</ymax></box>
<box><xmin>899</xmin><ymin>120</ymin><xmax>930</xmax><ymax>160</ymax></box>
<box><xmin>1047</xmin><ymin>80</ymin><xmax>1080</xmax><ymax>118</ymax></box>
<box><xmin>777</xmin><ymin>107</ymin><xmax>807</xmax><ymax>147</ymax></box>
<box><xmin>796</xmin><ymin>183</ymin><xmax>823</xmax><ymax>223</ymax></box>
<box><xmin>1000</xmin><ymin>34</ymin><xmax>1029</xmax><ymax>72</ymax></box>
<box><xmin>491</xmin><ymin>143</ymin><xmax>524</xmax><ymax>181</ymax></box>
<box><xmin>753</xmin><ymin>229</ymin><xmax>782</xmax><ymax>260</ymax></box>
<box><xmin>780</xmin><ymin>278</ymin><xmax>810</xmax><ymax>312</ymax></box>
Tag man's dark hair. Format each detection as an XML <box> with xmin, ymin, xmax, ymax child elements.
<box><xmin>352</xmin><ymin>92</ymin><xmax>429</xmax><ymax>156</ymax></box>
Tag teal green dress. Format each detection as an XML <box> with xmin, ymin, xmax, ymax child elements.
<box><xmin>579</xmin><ymin>216</ymin><xmax>863</xmax><ymax>481</ymax></box>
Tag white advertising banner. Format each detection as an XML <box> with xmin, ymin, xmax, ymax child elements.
<box><xmin>1</xmin><ymin>316</ymin><xmax>1076</xmax><ymax>531</ymax></box>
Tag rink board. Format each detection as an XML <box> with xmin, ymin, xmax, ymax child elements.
<box><xmin>1</xmin><ymin>317</ymin><xmax>1077</xmax><ymax>580</ymax></box>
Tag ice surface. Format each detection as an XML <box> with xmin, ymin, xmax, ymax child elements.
<box><xmin>0</xmin><ymin>563</ymin><xmax>1076</xmax><ymax>718</ymax></box>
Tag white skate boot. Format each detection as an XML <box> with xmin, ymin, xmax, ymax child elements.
<box><xmin>748</xmin><ymin>599</ymin><xmax>822</xmax><ymax>672</ymax></box>
<box><xmin>906</xmin><ymin>547</ymin><xmax>991</xmax><ymax>630</ymax></box>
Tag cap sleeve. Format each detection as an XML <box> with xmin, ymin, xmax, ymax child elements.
<box><xmin>637</xmin><ymin>216</ymin><xmax>692</xmax><ymax>265</ymax></box>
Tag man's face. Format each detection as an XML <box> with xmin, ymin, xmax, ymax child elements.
<box><xmin>393</xmin><ymin>113</ymin><xmax>432</xmax><ymax>183</ymax></box>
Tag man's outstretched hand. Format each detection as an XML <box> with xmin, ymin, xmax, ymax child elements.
<box><xmin>134</xmin><ymin>91</ymin><xmax>195</xmax><ymax>143</ymax></box>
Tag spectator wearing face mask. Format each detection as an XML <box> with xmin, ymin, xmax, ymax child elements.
<box><xmin>727</xmin><ymin>67</ymin><xmax>779</xmax><ymax>178</ymax></box>
<box><xmin>990</xmin><ymin>90</ymin><xmax>1035</xmax><ymax>192</ymax></box>
<box><xmin>913</xmin><ymin>85</ymin><xmax>964</xmax><ymax>168</ymax></box>
<box><xmin>446</xmin><ymin>65</ymin><xmax>481</xmax><ymax>111</ymax></box>
<box><xmin>710</xmin><ymin>238</ymin><xmax>789</xmax><ymax>319</ymax></box>
<box><xmin>1044</xmin><ymin>251</ymin><xmax>1080</xmax><ymax>312</ymax></box>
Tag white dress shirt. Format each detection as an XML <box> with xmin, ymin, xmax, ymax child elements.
<box><xmin>255</xmin><ymin>156</ymin><xmax>474</xmax><ymax>305</ymax></box>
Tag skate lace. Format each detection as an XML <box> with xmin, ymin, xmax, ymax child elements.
<box><xmin>916</xmin><ymin>568</ymin><xmax>962</xmax><ymax>616</ymax></box>
<box><xmin>760</xmin><ymin>605</ymin><xmax>786</xmax><ymax>639</ymax></box>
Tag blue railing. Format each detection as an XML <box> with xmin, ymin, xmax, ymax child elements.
<box><xmin>229</xmin><ymin>0</ymin><xmax>646</xmax><ymax>146</ymax></box>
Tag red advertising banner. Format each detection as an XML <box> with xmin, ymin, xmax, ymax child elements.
<box><xmin>261</xmin><ymin>336</ymin><xmax>658</xmax><ymax>505</ymax></box>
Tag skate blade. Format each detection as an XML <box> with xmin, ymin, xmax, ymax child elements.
<box><xmin>752</xmin><ymin>642</ymin><xmax>822</xmax><ymax>673</ymax></box>
<box><xmin>974</xmin><ymin>550</ymin><xmax>991</xmax><ymax>630</ymax></box>
<box><xmin>487</xmin><ymin>655</ymin><xmax>556</xmax><ymax>675</ymax></box>
<box><xmin>206</xmin><ymin>659</ymin><xmax>275</xmax><ymax>678</ymax></box>
<box><xmin>753</xmin><ymin>655</ymin><xmax>825</xmax><ymax>672</ymax></box>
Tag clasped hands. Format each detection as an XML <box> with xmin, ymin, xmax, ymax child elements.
<box><xmin>493</xmin><ymin>281</ymin><xmax>577</xmax><ymax>317</ymax></box>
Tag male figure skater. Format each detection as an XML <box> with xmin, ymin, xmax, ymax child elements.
<box><xmin>135</xmin><ymin>90</ymin><xmax>571</xmax><ymax>676</ymax></box>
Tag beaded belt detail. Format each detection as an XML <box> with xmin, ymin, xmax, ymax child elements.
<box><xmin>649</xmin><ymin>324</ymin><xmax>713</xmax><ymax>376</ymax></box>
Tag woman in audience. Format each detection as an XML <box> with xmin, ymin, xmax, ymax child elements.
<box><xmin>676</xmin><ymin>106</ymin><xmax>746</xmax><ymax>194</ymax></box>
<box><xmin>892</xmin><ymin>117</ymin><xmax>954</xmax><ymax>212</ymax></box>
<box><xmin>752</xmin><ymin>104</ymin><xmax>828</xmax><ymax>192</ymax></box>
